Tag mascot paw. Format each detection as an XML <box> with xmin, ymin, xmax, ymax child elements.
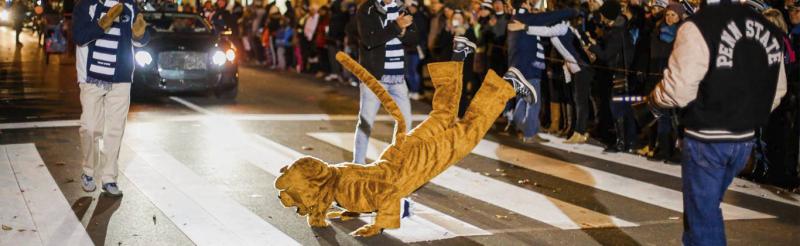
<box><xmin>307</xmin><ymin>216</ymin><xmax>330</xmax><ymax>227</ymax></box>
<box><xmin>326</xmin><ymin>211</ymin><xmax>360</xmax><ymax>221</ymax></box>
<box><xmin>350</xmin><ymin>225</ymin><xmax>382</xmax><ymax>237</ymax></box>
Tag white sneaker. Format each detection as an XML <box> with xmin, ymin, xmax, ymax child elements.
<box><xmin>409</xmin><ymin>92</ymin><xmax>422</xmax><ymax>101</ymax></box>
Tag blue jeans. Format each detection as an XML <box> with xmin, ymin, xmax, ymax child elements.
<box><xmin>513</xmin><ymin>78</ymin><xmax>541</xmax><ymax>138</ymax></box>
<box><xmin>354</xmin><ymin>81</ymin><xmax>413</xmax><ymax>164</ymax></box>
<box><xmin>405</xmin><ymin>53</ymin><xmax>422</xmax><ymax>93</ymax></box>
<box><xmin>682</xmin><ymin>137</ymin><xmax>755</xmax><ymax>246</ymax></box>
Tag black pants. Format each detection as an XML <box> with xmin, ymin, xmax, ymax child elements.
<box><xmin>573</xmin><ymin>69</ymin><xmax>594</xmax><ymax>134</ymax></box>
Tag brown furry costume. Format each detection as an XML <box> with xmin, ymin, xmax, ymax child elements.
<box><xmin>274</xmin><ymin>52</ymin><xmax>515</xmax><ymax>237</ymax></box>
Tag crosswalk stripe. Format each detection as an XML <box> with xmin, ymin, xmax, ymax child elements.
<box><xmin>0</xmin><ymin>145</ymin><xmax>43</xmax><ymax>246</ymax></box>
<box><xmin>121</xmin><ymin>137</ymin><xmax>301</xmax><ymax>246</ymax></box>
<box><xmin>470</xmin><ymin>138</ymin><xmax>774</xmax><ymax>220</ymax></box>
<box><xmin>1</xmin><ymin>144</ymin><xmax>93</xmax><ymax>246</ymax></box>
<box><xmin>538</xmin><ymin>134</ymin><xmax>800</xmax><ymax>207</ymax></box>
<box><xmin>307</xmin><ymin>132</ymin><xmax>640</xmax><ymax>230</ymax></box>
<box><xmin>241</xmin><ymin>134</ymin><xmax>492</xmax><ymax>242</ymax></box>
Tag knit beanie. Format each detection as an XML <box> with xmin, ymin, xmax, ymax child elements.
<box><xmin>665</xmin><ymin>3</ymin><xmax>685</xmax><ymax>17</ymax></box>
<box><xmin>599</xmin><ymin>0</ymin><xmax>621</xmax><ymax>20</ymax></box>
<box><xmin>653</xmin><ymin>0</ymin><xmax>668</xmax><ymax>8</ymax></box>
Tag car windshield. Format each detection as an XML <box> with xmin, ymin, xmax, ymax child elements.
<box><xmin>144</xmin><ymin>13</ymin><xmax>211</xmax><ymax>33</ymax></box>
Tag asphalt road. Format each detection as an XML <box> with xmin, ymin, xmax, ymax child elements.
<box><xmin>1</xmin><ymin>27</ymin><xmax>799</xmax><ymax>246</ymax></box>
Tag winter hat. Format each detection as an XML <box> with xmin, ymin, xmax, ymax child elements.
<box><xmin>653</xmin><ymin>0</ymin><xmax>668</xmax><ymax>8</ymax></box>
<box><xmin>598</xmin><ymin>0</ymin><xmax>621</xmax><ymax>20</ymax></box>
<box><xmin>480</xmin><ymin>0</ymin><xmax>493</xmax><ymax>9</ymax></box>
<box><xmin>665</xmin><ymin>3</ymin><xmax>685</xmax><ymax>17</ymax></box>
<box><xmin>407</xmin><ymin>0</ymin><xmax>419</xmax><ymax>7</ymax></box>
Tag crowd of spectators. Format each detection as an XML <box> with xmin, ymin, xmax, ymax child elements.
<box><xmin>143</xmin><ymin>0</ymin><xmax>800</xmax><ymax>189</ymax></box>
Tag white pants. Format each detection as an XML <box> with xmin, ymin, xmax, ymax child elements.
<box><xmin>79</xmin><ymin>82</ymin><xmax>131</xmax><ymax>184</ymax></box>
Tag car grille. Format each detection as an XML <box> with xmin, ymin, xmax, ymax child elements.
<box><xmin>158</xmin><ymin>51</ymin><xmax>208</xmax><ymax>71</ymax></box>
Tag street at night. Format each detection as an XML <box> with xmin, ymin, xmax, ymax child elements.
<box><xmin>2</xmin><ymin>0</ymin><xmax>800</xmax><ymax>245</ymax></box>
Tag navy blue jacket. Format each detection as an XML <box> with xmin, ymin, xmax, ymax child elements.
<box><xmin>507</xmin><ymin>9</ymin><xmax>578</xmax><ymax>80</ymax></box>
<box><xmin>73</xmin><ymin>0</ymin><xmax>150</xmax><ymax>84</ymax></box>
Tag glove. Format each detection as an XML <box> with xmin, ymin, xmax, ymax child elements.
<box><xmin>133</xmin><ymin>14</ymin><xmax>146</xmax><ymax>40</ymax></box>
<box><xmin>98</xmin><ymin>4</ymin><xmax>123</xmax><ymax>31</ymax></box>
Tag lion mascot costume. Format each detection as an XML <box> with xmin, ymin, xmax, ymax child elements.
<box><xmin>274</xmin><ymin>52</ymin><xmax>515</xmax><ymax>237</ymax></box>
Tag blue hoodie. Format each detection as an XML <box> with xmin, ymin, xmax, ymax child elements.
<box><xmin>507</xmin><ymin>9</ymin><xmax>578</xmax><ymax>80</ymax></box>
<box><xmin>73</xmin><ymin>0</ymin><xmax>150</xmax><ymax>85</ymax></box>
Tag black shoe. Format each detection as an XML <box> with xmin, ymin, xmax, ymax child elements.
<box><xmin>503</xmin><ymin>68</ymin><xmax>537</xmax><ymax>104</ymax></box>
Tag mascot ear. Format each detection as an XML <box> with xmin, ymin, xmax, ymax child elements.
<box><xmin>296</xmin><ymin>156</ymin><xmax>333</xmax><ymax>184</ymax></box>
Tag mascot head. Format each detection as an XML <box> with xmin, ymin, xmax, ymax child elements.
<box><xmin>274</xmin><ymin>156</ymin><xmax>335</xmax><ymax>217</ymax></box>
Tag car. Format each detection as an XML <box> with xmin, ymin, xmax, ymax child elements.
<box><xmin>133</xmin><ymin>11</ymin><xmax>238</xmax><ymax>99</ymax></box>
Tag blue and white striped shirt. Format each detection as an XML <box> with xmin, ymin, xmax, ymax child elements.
<box><xmin>381</xmin><ymin>0</ymin><xmax>404</xmax><ymax>80</ymax></box>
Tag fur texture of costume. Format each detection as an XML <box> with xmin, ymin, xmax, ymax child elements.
<box><xmin>274</xmin><ymin>52</ymin><xmax>515</xmax><ymax>237</ymax></box>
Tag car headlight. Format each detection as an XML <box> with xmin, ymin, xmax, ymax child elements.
<box><xmin>225</xmin><ymin>49</ymin><xmax>235</xmax><ymax>62</ymax></box>
<box><xmin>135</xmin><ymin>51</ymin><xmax>152</xmax><ymax>67</ymax></box>
<box><xmin>212</xmin><ymin>50</ymin><xmax>226</xmax><ymax>65</ymax></box>
<box><xmin>0</xmin><ymin>10</ymin><xmax>9</xmax><ymax>22</ymax></box>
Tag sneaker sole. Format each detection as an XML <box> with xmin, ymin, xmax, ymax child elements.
<box><xmin>454</xmin><ymin>36</ymin><xmax>477</xmax><ymax>50</ymax></box>
<box><xmin>82</xmin><ymin>186</ymin><xmax>96</xmax><ymax>192</ymax></box>
<box><xmin>101</xmin><ymin>190</ymin><xmax>123</xmax><ymax>197</ymax></box>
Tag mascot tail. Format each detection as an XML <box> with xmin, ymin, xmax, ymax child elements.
<box><xmin>336</xmin><ymin>52</ymin><xmax>407</xmax><ymax>144</ymax></box>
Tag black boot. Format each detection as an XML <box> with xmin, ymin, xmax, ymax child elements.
<box><xmin>604</xmin><ymin>118</ymin><xmax>627</xmax><ymax>153</ymax></box>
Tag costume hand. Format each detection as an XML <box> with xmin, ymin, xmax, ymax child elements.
<box><xmin>98</xmin><ymin>4</ymin><xmax>123</xmax><ymax>31</ymax></box>
<box><xmin>396</xmin><ymin>13</ymin><xmax>413</xmax><ymax>29</ymax></box>
<box><xmin>507</xmin><ymin>20</ymin><xmax>524</xmax><ymax>32</ymax></box>
<box><xmin>133</xmin><ymin>14</ymin><xmax>147</xmax><ymax>40</ymax></box>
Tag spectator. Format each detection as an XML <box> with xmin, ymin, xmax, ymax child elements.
<box><xmin>642</xmin><ymin>3</ymin><xmax>684</xmax><ymax>162</ymax></box>
<box><xmin>324</xmin><ymin>0</ymin><xmax>349</xmax><ymax>83</ymax></box>
<box><xmin>353</xmin><ymin>0</ymin><xmax>417</xmax><ymax>165</ymax></box>
<box><xmin>405</xmin><ymin>0</ymin><xmax>428</xmax><ymax>100</ymax></box>
<box><xmin>590</xmin><ymin>0</ymin><xmax>637</xmax><ymax>153</ymax></box>
<box><xmin>12</xmin><ymin>0</ymin><xmax>27</xmax><ymax>46</ymax></box>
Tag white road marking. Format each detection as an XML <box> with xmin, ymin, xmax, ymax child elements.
<box><xmin>307</xmin><ymin>132</ymin><xmax>640</xmax><ymax>230</ymax></box>
<box><xmin>1</xmin><ymin>144</ymin><xmax>93</xmax><ymax>246</ymax></box>
<box><xmin>0</xmin><ymin>120</ymin><xmax>80</xmax><ymax>130</ymax></box>
<box><xmin>121</xmin><ymin>137</ymin><xmax>301</xmax><ymax>246</ymax></box>
<box><xmin>167</xmin><ymin>95</ymin><xmax>429</xmax><ymax>121</ymax></box>
<box><xmin>470</xmin><ymin>138</ymin><xmax>774</xmax><ymax>220</ymax></box>
<box><xmin>241</xmin><ymin>134</ymin><xmax>492</xmax><ymax>242</ymax></box>
<box><xmin>0</xmin><ymin>145</ymin><xmax>42</xmax><ymax>246</ymax></box>
<box><xmin>538</xmin><ymin>134</ymin><xmax>800</xmax><ymax>208</ymax></box>
<box><xmin>133</xmin><ymin>113</ymin><xmax>430</xmax><ymax>122</ymax></box>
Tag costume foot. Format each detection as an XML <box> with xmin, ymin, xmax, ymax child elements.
<box><xmin>308</xmin><ymin>215</ymin><xmax>330</xmax><ymax>227</ymax></box>
<box><xmin>452</xmin><ymin>36</ymin><xmax>476</xmax><ymax>61</ymax></box>
<box><xmin>326</xmin><ymin>211</ymin><xmax>360</xmax><ymax>221</ymax></box>
<box><xmin>350</xmin><ymin>225</ymin><xmax>382</xmax><ymax>237</ymax></box>
<box><xmin>503</xmin><ymin>68</ymin><xmax>537</xmax><ymax>104</ymax></box>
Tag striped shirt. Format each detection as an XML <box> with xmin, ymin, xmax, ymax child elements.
<box><xmin>86</xmin><ymin>0</ymin><xmax>125</xmax><ymax>86</ymax></box>
<box><xmin>381</xmin><ymin>0</ymin><xmax>404</xmax><ymax>79</ymax></box>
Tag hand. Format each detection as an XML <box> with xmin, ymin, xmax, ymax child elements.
<box><xmin>396</xmin><ymin>13</ymin><xmax>413</xmax><ymax>29</ymax></box>
<box><xmin>98</xmin><ymin>4</ymin><xmax>124</xmax><ymax>31</ymax></box>
<box><xmin>507</xmin><ymin>20</ymin><xmax>525</xmax><ymax>32</ymax></box>
<box><xmin>489</xmin><ymin>16</ymin><xmax>497</xmax><ymax>26</ymax></box>
<box><xmin>133</xmin><ymin>14</ymin><xmax>147</xmax><ymax>40</ymax></box>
